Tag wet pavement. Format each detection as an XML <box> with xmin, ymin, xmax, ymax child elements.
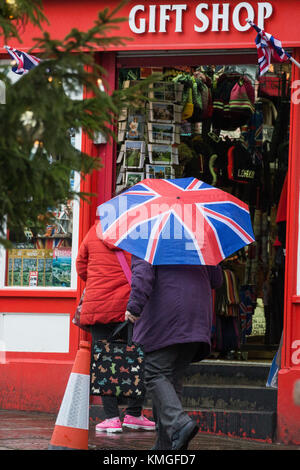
<box><xmin>0</xmin><ymin>410</ymin><xmax>300</xmax><ymax>451</ymax></box>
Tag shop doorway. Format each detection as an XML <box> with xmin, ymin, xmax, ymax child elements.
<box><xmin>115</xmin><ymin>52</ymin><xmax>291</xmax><ymax>365</ymax></box>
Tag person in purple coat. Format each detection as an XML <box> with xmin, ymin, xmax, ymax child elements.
<box><xmin>125</xmin><ymin>255</ymin><xmax>223</xmax><ymax>450</ymax></box>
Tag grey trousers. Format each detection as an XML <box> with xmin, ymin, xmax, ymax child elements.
<box><xmin>144</xmin><ymin>343</ymin><xmax>200</xmax><ymax>450</ymax></box>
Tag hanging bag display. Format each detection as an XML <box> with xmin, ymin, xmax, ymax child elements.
<box><xmin>90</xmin><ymin>320</ymin><xmax>145</xmax><ymax>398</ymax></box>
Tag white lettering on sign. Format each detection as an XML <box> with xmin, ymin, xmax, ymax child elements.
<box><xmin>172</xmin><ymin>4</ymin><xmax>187</xmax><ymax>32</ymax></box>
<box><xmin>128</xmin><ymin>2</ymin><xmax>273</xmax><ymax>34</ymax></box>
<box><xmin>149</xmin><ymin>5</ymin><xmax>156</xmax><ymax>33</ymax></box>
<box><xmin>159</xmin><ymin>5</ymin><xmax>172</xmax><ymax>33</ymax></box>
<box><xmin>291</xmin><ymin>340</ymin><xmax>300</xmax><ymax>365</ymax></box>
<box><xmin>232</xmin><ymin>2</ymin><xmax>255</xmax><ymax>31</ymax></box>
<box><xmin>129</xmin><ymin>5</ymin><xmax>146</xmax><ymax>34</ymax></box>
<box><xmin>257</xmin><ymin>2</ymin><xmax>273</xmax><ymax>28</ymax></box>
<box><xmin>195</xmin><ymin>4</ymin><xmax>209</xmax><ymax>32</ymax></box>
<box><xmin>212</xmin><ymin>3</ymin><xmax>230</xmax><ymax>32</ymax></box>
<box><xmin>291</xmin><ymin>80</ymin><xmax>300</xmax><ymax>105</ymax></box>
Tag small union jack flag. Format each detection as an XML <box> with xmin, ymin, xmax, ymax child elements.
<box><xmin>248</xmin><ymin>20</ymin><xmax>291</xmax><ymax>76</ymax></box>
<box><xmin>4</xmin><ymin>45</ymin><xmax>41</xmax><ymax>75</ymax></box>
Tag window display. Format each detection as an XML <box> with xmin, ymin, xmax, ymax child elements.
<box><xmin>4</xmin><ymin>173</ymin><xmax>79</xmax><ymax>288</ymax></box>
<box><xmin>0</xmin><ymin>61</ymin><xmax>81</xmax><ymax>289</ymax></box>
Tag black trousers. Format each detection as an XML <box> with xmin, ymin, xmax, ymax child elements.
<box><xmin>145</xmin><ymin>342</ymin><xmax>201</xmax><ymax>450</ymax></box>
<box><xmin>91</xmin><ymin>323</ymin><xmax>145</xmax><ymax>419</ymax></box>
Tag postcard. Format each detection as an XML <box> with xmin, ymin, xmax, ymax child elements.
<box><xmin>148</xmin><ymin>102</ymin><xmax>182</xmax><ymax>124</ymax></box>
<box><xmin>146</xmin><ymin>164</ymin><xmax>174</xmax><ymax>180</ymax></box>
<box><xmin>126</xmin><ymin>114</ymin><xmax>145</xmax><ymax>140</ymax></box>
<box><xmin>149</xmin><ymin>81</ymin><xmax>184</xmax><ymax>102</ymax></box>
<box><xmin>148</xmin><ymin>102</ymin><xmax>175</xmax><ymax>123</ymax></box>
<box><xmin>123</xmin><ymin>140</ymin><xmax>145</xmax><ymax>169</ymax></box>
<box><xmin>125</xmin><ymin>172</ymin><xmax>145</xmax><ymax>186</ymax></box>
<box><xmin>148</xmin><ymin>144</ymin><xmax>172</xmax><ymax>165</ymax></box>
<box><xmin>53</xmin><ymin>247</ymin><xmax>72</xmax><ymax>288</ymax></box>
<box><xmin>148</xmin><ymin>123</ymin><xmax>176</xmax><ymax>144</ymax></box>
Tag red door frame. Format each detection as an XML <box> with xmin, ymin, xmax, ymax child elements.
<box><xmin>277</xmin><ymin>48</ymin><xmax>300</xmax><ymax>445</ymax></box>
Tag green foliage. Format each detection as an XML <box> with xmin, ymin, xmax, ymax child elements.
<box><xmin>0</xmin><ymin>0</ymin><xmax>157</xmax><ymax>246</ymax></box>
<box><xmin>0</xmin><ymin>0</ymin><xmax>47</xmax><ymax>41</ymax></box>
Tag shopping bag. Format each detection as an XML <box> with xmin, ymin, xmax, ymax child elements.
<box><xmin>90</xmin><ymin>320</ymin><xmax>145</xmax><ymax>399</ymax></box>
<box><xmin>72</xmin><ymin>288</ymin><xmax>90</xmax><ymax>332</ymax></box>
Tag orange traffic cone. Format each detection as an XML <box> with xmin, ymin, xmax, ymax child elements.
<box><xmin>48</xmin><ymin>340</ymin><xmax>91</xmax><ymax>450</ymax></box>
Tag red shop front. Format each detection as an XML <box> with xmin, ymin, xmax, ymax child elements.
<box><xmin>0</xmin><ymin>0</ymin><xmax>300</xmax><ymax>444</ymax></box>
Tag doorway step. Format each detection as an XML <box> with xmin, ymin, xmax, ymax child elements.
<box><xmin>89</xmin><ymin>360</ymin><xmax>277</xmax><ymax>442</ymax></box>
<box><xmin>180</xmin><ymin>360</ymin><xmax>277</xmax><ymax>442</ymax></box>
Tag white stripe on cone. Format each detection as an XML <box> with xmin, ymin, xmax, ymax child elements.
<box><xmin>55</xmin><ymin>373</ymin><xmax>90</xmax><ymax>430</ymax></box>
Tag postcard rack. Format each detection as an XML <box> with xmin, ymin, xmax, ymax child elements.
<box><xmin>116</xmin><ymin>80</ymin><xmax>184</xmax><ymax>189</ymax></box>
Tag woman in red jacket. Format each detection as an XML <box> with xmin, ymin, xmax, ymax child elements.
<box><xmin>76</xmin><ymin>221</ymin><xmax>155</xmax><ymax>433</ymax></box>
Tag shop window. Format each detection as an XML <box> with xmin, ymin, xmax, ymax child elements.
<box><xmin>3</xmin><ymin>167</ymin><xmax>80</xmax><ymax>289</ymax></box>
<box><xmin>0</xmin><ymin>62</ymin><xmax>81</xmax><ymax>289</ymax></box>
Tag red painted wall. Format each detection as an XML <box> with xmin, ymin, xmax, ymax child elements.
<box><xmin>277</xmin><ymin>49</ymin><xmax>300</xmax><ymax>445</ymax></box>
<box><xmin>0</xmin><ymin>294</ymin><xmax>78</xmax><ymax>412</ymax></box>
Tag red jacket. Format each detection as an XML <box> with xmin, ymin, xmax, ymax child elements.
<box><xmin>76</xmin><ymin>222</ymin><xmax>131</xmax><ymax>325</ymax></box>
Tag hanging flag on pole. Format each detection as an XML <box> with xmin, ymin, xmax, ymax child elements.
<box><xmin>4</xmin><ymin>45</ymin><xmax>40</xmax><ymax>75</ymax></box>
<box><xmin>247</xmin><ymin>20</ymin><xmax>300</xmax><ymax>76</ymax></box>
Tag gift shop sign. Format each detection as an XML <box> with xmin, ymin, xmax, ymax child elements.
<box><xmin>10</xmin><ymin>1</ymin><xmax>300</xmax><ymax>51</ymax></box>
<box><xmin>128</xmin><ymin>2</ymin><xmax>273</xmax><ymax>34</ymax></box>
<box><xmin>119</xmin><ymin>0</ymin><xmax>300</xmax><ymax>50</ymax></box>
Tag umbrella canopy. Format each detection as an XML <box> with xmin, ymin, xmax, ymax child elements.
<box><xmin>97</xmin><ymin>177</ymin><xmax>255</xmax><ymax>265</ymax></box>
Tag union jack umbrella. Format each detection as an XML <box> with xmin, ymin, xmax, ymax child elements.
<box><xmin>97</xmin><ymin>177</ymin><xmax>255</xmax><ymax>266</ymax></box>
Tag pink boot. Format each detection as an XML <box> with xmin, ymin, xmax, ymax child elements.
<box><xmin>123</xmin><ymin>414</ymin><xmax>156</xmax><ymax>431</ymax></box>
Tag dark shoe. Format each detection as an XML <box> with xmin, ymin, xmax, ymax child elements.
<box><xmin>171</xmin><ymin>420</ymin><xmax>199</xmax><ymax>450</ymax></box>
